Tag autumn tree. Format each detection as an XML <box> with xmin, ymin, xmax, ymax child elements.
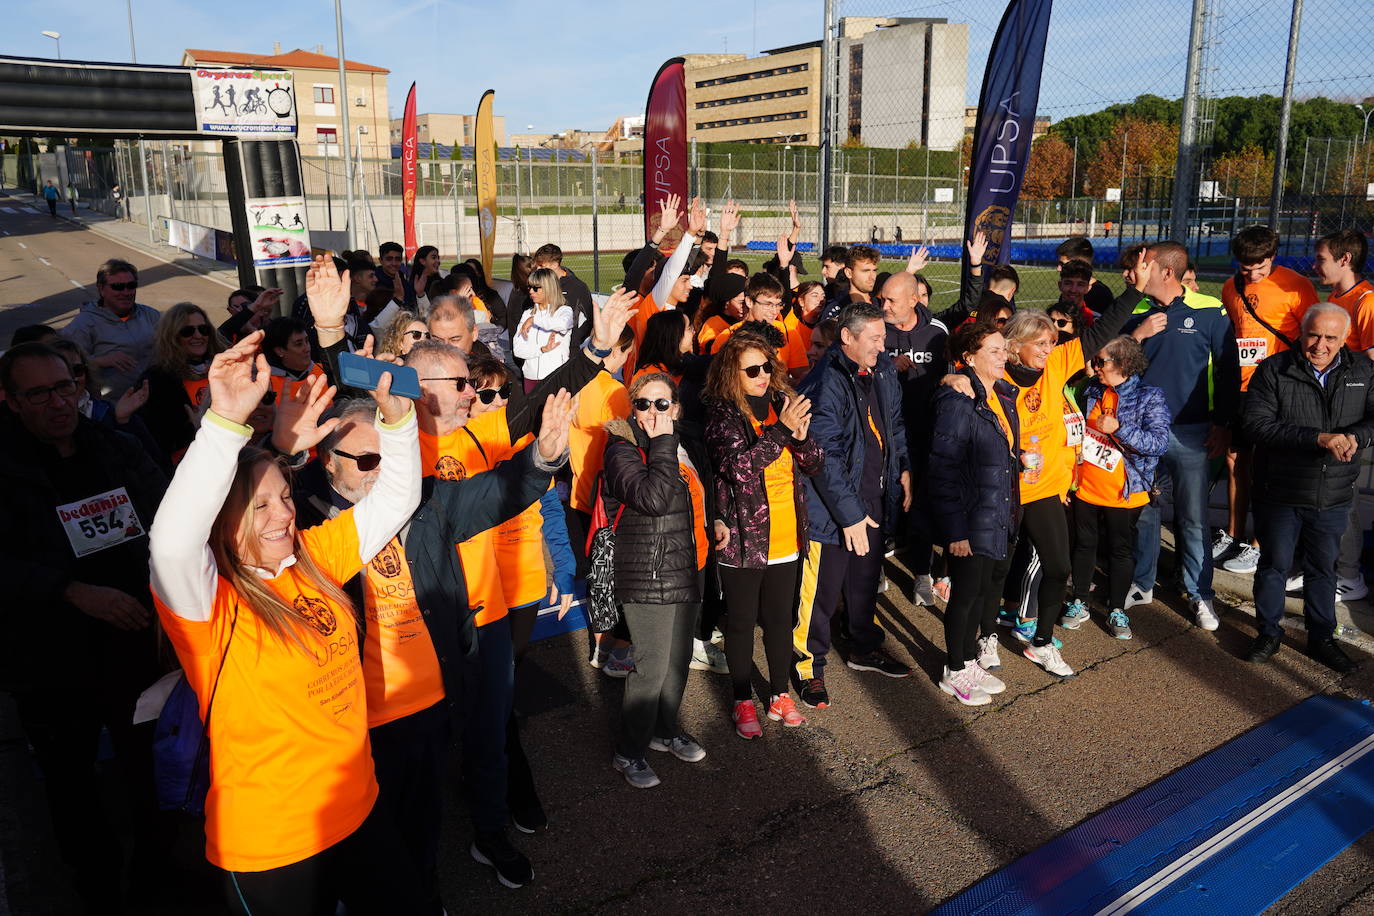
<box><xmin>1021</xmin><ymin>134</ymin><xmax>1074</xmax><ymax>200</ymax></box>
<box><xmin>1209</xmin><ymin>146</ymin><xmax>1274</xmax><ymax>198</ymax></box>
<box><xmin>1084</xmin><ymin>117</ymin><xmax>1180</xmax><ymax>197</ymax></box>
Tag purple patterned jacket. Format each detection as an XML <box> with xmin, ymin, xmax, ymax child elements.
<box><xmin>704</xmin><ymin>396</ymin><xmax>825</xmax><ymax>569</ymax></box>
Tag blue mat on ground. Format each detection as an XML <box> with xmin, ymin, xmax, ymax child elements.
<box><xmin>931</xmin><ymin>694</ymin><xmax>1374</xmax><ymax>916</ymax></box>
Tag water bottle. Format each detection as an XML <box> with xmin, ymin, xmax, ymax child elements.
<box><xmin>1023</xmin><ymin>435</ymin><xmax>1043</xmax><ymax>484</ymax></box>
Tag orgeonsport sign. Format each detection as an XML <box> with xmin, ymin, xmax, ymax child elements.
<box><xmin>193</xmin><ymin>69</ymin><xmax>297</xmax><ymax>138</ymax></box>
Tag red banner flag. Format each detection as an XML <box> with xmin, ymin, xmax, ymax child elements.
<box><xmin>401</xmin><ymin>82</ymin><xmax>418</xmax><ymax>259</ymax></box>
<box><xmin>643</xmin><ymin>58</ymin><xmax>687</xmax><ymax>252</ymax></box>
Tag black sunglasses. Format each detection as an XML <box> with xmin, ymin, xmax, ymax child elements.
<box><xmin>404</xmin><ymin>329</ymin><xmax>430</xmax><ymax>341</ymax></box>
<box><xmin>420</xmin><ymin>376</ymin><xmax>470</xmax><ymax>391</ymax></box>
<box><xmin>1052</xmin><ymin>317</ymin><xmax>1073</xmax><ymax>329</ymax></box>
<box><xmin>178</xmin><ymin>323</ymin><xmax>212</xmax><ymax>339</ymax></box>
<box><xmin>334</xmin><ymin>449</ymin><xmax>382</xmax><ymax>471</ymax></box>
<box><xmin>738</xmin><ymin>362</ymin><xmax>770</xmax><ymax>379</ymax></box>
<box><xmin>1090</xmin><ymin>356</ymin><xmax>1119</xmax><ymax>369</ymax></box>
<box><xmin>475</xmin><ymin>382</ymin><xmax>513</xmax><ymax>404</ymax></box>
<box><xmin>106</xmin><ymin>280</ymin><xmax>138</xmax><ymax>292</ymax></box>
<box><xmin>994</xmin><ymin>316</ymin><xmax>1010</xmax><ymax>327</ymax></box>
<box><xmin>633</xmin><ymin>397</ymin><xmax>676</xmax><ymax>412</ymax></box>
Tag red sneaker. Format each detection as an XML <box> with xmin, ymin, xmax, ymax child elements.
<box><xmin>733</xmin><ymin>700</ymin><xmax>762</xmax><ymax>739</ymax></box>
<box><xmin>767</xmin><ymin>693</ymin><xmax>806</xmax><ymax>727</ymax></box>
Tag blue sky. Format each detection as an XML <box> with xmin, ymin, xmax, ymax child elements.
<box><xmin>3</xmin><ymin>0</ymin><xmax>1367</xmax><ymax>135</ymax></box>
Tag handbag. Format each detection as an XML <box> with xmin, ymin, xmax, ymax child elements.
<box><xmin>585</xmin><ymin>473</ymin><xmax>626</xmax><ymax>633</ymax></box>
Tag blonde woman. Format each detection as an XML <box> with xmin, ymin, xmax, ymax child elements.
<box><xmin>513</xmin><ymin>267</ymin><xmax>574</xmax><ymax>388</ymax></box>
<box><xmin>376</xmin><ymin>309</ymin><xmax>430</xmax><ymax>357</ymax></box>
<box><xmin>142</xmin><ymin>302</ymin><xmax>229</xmax><ymax>462</ymax></box>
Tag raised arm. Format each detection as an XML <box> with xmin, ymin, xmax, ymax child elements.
<box><xmin>350</xmin><ymin>370</ymin><xmax>422</xmax><ymax>564</ymax></box>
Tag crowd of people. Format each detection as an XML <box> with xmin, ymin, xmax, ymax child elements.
<box><xmin>3</xmin><ymin>195</ymin><xmax>1373</xmax><ymax>913</ymax></box>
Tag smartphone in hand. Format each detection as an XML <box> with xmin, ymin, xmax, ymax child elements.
<box><xmin>337</xmin><ymin>352</ymin><xmax>422</xmax><ymax>400</ymax></box>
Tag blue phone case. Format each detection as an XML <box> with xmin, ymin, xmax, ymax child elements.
<box><xmin>337</xmin><ymin>352</ymin><xmax>422</xmax><ymax>400</ymax></box>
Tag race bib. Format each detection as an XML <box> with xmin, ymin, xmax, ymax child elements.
<box><xmin>1082</xmin><ymin>430</ymin><xmax>1123</xmax><ymax>472</ymax></box>
<box><xmin>1064</xmin><ymin>409</ymin><xmax>1085</xmax><ymax>447</ymax></box>
<box><xmin>1238</xmin><ymin>337</ymin><xmax>1268</xmax><ymax>367</ymax></box>
<box><xmin>56</xmin><ymin>487</ymin><xmax>145</xmax><ymax>558</ymax></box>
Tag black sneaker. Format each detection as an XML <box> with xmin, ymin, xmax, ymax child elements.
<box><xmin>510</xmin><ymin>793</ymin><xmax>547</xmax><ymax>834</ymax></box>
<box><xmin>798</xmin><ymin>677</ymin><xmax>830</xmax><ymax>709</ymax></box>
<box><xmin>1307</xmin><ymin>637</ymin><xmax>1356</xmax><ymax>674</ymax></box>
<box><xmin>1245</xmin><ymin>633</ymin><xmax>1282</xmax><ymax>664</ymax></box>
<box><xmin>846</xmin><ymin>649</ymin><xmax>912</xmax><ymax>678</ymax></box>
<box><xmin>471</xmin><ymin>829</ymin><xmax>534</xmax><ymax>889</ymax></box>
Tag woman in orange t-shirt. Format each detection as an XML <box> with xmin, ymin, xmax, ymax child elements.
<box><xmin>703</xmin><ymin>333</ymin><xmax>824</xmax><ymax>738</ymax></box>
<box><xmin>148</xmin><ymin>330</ymin><xmax>426</xmax><ymax>912</ymax></box>
<box><xmin>1070</xmin><ymin>336</ymin><xmax>1170</xmax><ymax>641</ymax></box>
<box><xmin>142</xmin><ymin>302</ymin><xmax>228</xmax><ymax>463</ymax></box>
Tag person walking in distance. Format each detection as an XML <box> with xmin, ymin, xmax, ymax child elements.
<box><xmin>42</xmin><ymin>179</ymin><xmax>60</xmax><ymax>217</ymax></box>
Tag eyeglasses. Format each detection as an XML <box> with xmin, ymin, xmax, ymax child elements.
<box><xmin>1090</xmin><ymin>356</ymin><xmax>1119</xmax><ymax>369</ymax></box>
<box><xmin>421</xmin><ymin>376</ymin><xmax>470</xmax><ymax>391</ymax></box>
<box><xmin>178</xmin><ymin>323</ymin><xmax>212</xmax><ymax>339</ymax></box>
<box><xmin>333</xmin><ymin>449</ymin><xmax>382</xmax><ymax>471</ymax></box>
<box><xmin>404</xmin><ymin>329</ymin><xmax>430</xmax><ymax>342</ymax></box>
<box><xmin>738</xmin><ymin>362</ymin><xmax>770</xmax><ymax>379</ymax></box>
<box><xmin>633</xmin><ymin>397</ymin><xmax>676</xmax><ymax>412</ymax></box>
<box><xmin>16</xmin><ymin>378</ymin><xmax>79</xmax><ymax>406</ymax></box>
<box><xmin>105</xmin><ymin>280</ymin><xmax>138</xmax><ymax>292</ymax></box>
<box><xmin>475</xmin><ymin>382</ymin><xmax>513</xmax><ymax>404</ymax></box>
<box><xmin>994</xmin><ymin>316</ymin><xmax>1010</xmax><ymax>327</ymax></box>
<box><xmin>1053</xmin><ymin>318</ymin><xmax>1073</xmax><ymax>329</ymax></box>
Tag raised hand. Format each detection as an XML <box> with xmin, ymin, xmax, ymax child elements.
<box><xmin>536</xmin><ymin>389</ymin><xmax>574</xmax><ymax>462</ymax></box>
<box><xmin>655</xmin><ymin>193</ymin><xmax>683</xmax><ymax>241</ymax></box>
<box><xmin>114</xmin><ymin>379</ymin><xmax>150</xmax><ymax>425</ymax></box>
<box><xmin>250</xmin><ymin>287</ymin><xmax>283</xmax><ymax>317</ymax></box>
<box><xmin>778</xmin><ymin>394</ymin><xmax>811</xmax><ymax>436</ymax></box>
<box><xmin>368</xmin><ymin>364</ymin><xmax>412</xmax><ymax>427</ymax></box>
<box><xmin>686</xmin><ymin>196</ymin><xmax>707</xmax><ymax>239</ymax></box>
<box><xmin>305</xmin><ymin>254</ymin><xmax>351</xmax><ymax>331</ymax></box>
<box><xmin>1133</xmin><ymin>250</ymin><xmax>1157</xmax><ymax>291</ymax></box>
<box><xmin>966</xmin><ymin>231</ymin><xmax>988</xmax><ymax>266</ymax></box>
<box><xmin>271</xmin><ymin>372</ymin><xmax>340</xmax><ymax>455</ymax></box>
<box><xmin>719</xmin><ymin>199</ymin><xmax>741</xmax><ymax>239</ymax></box>
<box><xmin>356</xmin><ymin>333</ymin><xmax>377</xmax><ymax>361</ymax></box>
<box><xmin>590</xmin><ymin>287</ymin><xmax>639</xmax><ymax>356</ymax></box>
<box><xmin>776</xmin><ymin>234</ymin><xmax>794</xmax><ymax>268</ymax></box>
<box><xmin>906</xmin><ymin>245</ymin><xmax>931</xmax><ymax>275</ymax></box>
<box><xmin>789</xmin><ymin>199</ymin><xmax>801</xmax><ymax>239</ymax></box>
<box><xmin>207</xmin><ymin>330</ymin><xmax>271</xmax><ymax>426</ymax></box>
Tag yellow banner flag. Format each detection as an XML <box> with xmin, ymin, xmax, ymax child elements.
<box><xmin>474</xmin><ymin>89</ymin><xmax>497</xmax><ymax>278</ymax></box>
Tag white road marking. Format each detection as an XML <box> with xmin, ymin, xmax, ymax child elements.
<box><xmin>38</xmin><ymin>257</ymin><xmax>51</xmax><ymax>266</ymax></box>
<box><xmin>70</xmin><ymin>280</ymin><xmax>85</xmax><ymax>289</ymax></box>
<box><xmin>0</xmin><ymin>206</ymin><xmax>15</xmax><ymax>213</ymax></box>
<box><xmin>16</xmin><ymin>242</ymin><xmax>25</xmax><ymax>249</ymax></box>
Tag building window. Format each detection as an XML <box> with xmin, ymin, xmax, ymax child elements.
<box><xmin>847</xmin><ymin>46</ymin><xmax>863</xmax><ymax>140</ymax></box>
<box><xmin>313</xmin><ymin>86</ymin><xmax>335</xmax><ymax>104</ymax></box>
<box><xmin>694</xmin><ymin>62</ymin><xmax>808</xmax><ymax>89</ymax></box>
<box><xmin>694</xmin><ymin>86</ymin><xmax>807</xmax><ymax>109</ymax></box>
<box><xmin>696</xmin><ymin>110</ymin><xmax>807</xmax><ymax>131</ymax></box>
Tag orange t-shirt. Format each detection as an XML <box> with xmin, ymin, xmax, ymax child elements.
<box><xmin>269</xmin><ymin>363</ymin><xmax>326</xmax><ymax>401</ymax></box>
<box><xmin>680</xmin><ymin>459</ymin><xmax>708</xmax><ymax>570</ymax></box>
<box><xmin>419</xmin><ymin>419</ymin><xmax>514</xmax><ymax>627</ymax></box>
<box><xmin>361</xmin><ymin>536</ymin><xmax>445</xmax><ymax>728</ymax></box>
<box><xmin>492</xmin><ymin>431</ymin><xmax>551</xmax><ymax>609</ymax></box>
<box><xmin>713</xmin><ymin>320</ymin><xmax>808</xmax><ymax>372</ymax></box>
<box><xmin>626</xmin><ymin>294</ymin><xmax>661</xmax><ymax>379</ymax></box>
<box><xmin>570</xmin><ymin>371</ymin><xmax>631</xmax><ymax>513</ymax></box>
<box><xmin>985</xmin><ymin>386</ymin><xmax>1014</xmax><ymax>449</ymax></box>
<box><xmin>154</xmin><ymin>511</ymin><xmax>377</xmax><ymax>873</ymax></box>
<box><xmin>750</xmin><ymin>411</ymin><xmax>799</xmax><ymax>562</ymax></box>
<box><xmin>182</xmin><ymin>377</ymin><xmax>210</xmax><ymax>408</ymax></box>
<box><xmin>1331</xmin><ymin>279</ymin><xmax>1374</xmax><ymax>352</ymax></box>
<box><xmin>1076</xmin><ymin>389</ymin><xmax>1149</xmax><ymax>509</ymax></box>
<box><xmin>783</xmin><ymin>309</ymin><xmax>815</xmax><ymax>355</ymax></box>
<box><xmin>1222</xmin><ymin>265</ymin><xmax>1319</xmax><ymax>390</ymax></box>
<box><xmin>697</xmin><ymin>314</ymin><xmax>731</xmax><ymax>353</ymax></box>
<box><xmin>1008</xmin><ymin>341</ymin><xmax>1080</xmax><ymax>504</ymax></box>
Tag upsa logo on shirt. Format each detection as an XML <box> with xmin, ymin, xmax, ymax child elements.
<box><xmin>370</xmin><ymin>542</ymin><xmax>404</xmax><ymax>578</ymax></box>
<box><xmin>433</xmin><ymin>456</ymin><xmax>466</xmax><ymax>481</ymax></box>
<box><xmin>294</xmin><ymin>594</ymin><xmax>338</xmax><ymax>636</ymax></box>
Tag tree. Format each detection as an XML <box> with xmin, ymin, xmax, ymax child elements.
<box><xmin>450</xmin><ymin>139</ymin><xmax>461</xmax><ymax>161</ymax></box>
<box><xmin>1084</xmin><ymin>117</ymin><xmax>1179</xmax><ymax>197</ymax></box>
<box><xmin>1209</xmin><ymin>146</ymin><xmax>1274</xmax><ymax>198</ymax></box>
<box><xmin>1021</xmin><ymin>134</ymin><xmax>1074</xmax><ymax>199</ymax></box>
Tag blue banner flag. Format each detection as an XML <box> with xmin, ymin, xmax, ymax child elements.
<box><xmin>964</xmin><ymin>0</ymin><xmax>1054</xmax><ymax>271</ymax></box>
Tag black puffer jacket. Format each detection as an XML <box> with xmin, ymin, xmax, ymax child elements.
<box><xmin>602</xmin><ymin>417</ymin><xmax>713</xmax><ymax>605</ymax></box>
<box><xmin>1244</xmin><ymin>348</ymin><xmax>1374</xmax><ymax>510</ymax></box>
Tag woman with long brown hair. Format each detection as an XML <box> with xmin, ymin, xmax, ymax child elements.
<box><xmin>141</xmin><ymin>302</ymin><xmax>229</xmax><ymax>462</ymax></box>
<box><xmin>148</xmin><ymin>311</ymin><xmax>424</xmax><ymax>912</ymax></box>
<box><xmin>704</xmin><ymin>332</ymin><xmax>823</xmax><ymax>738</ymax></box>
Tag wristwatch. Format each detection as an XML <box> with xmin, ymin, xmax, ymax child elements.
<box><xmin>588</xmin><ymin>342</ymin><xmax>613</xmax><ymax>358</ymax></box>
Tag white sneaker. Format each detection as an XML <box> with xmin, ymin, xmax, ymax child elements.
<box><xmin>1286</xmin><ymin>574</ymin><xmax>1304</xmax><ymax>593</ymax></box>
<box><xmin>912</xmin><ymin>574</ymin><xmax>936</xmax><ymax>606</ymax></box>
<box><xmin>939</xmin><ymin>665</ymin><xmax>991</xmax><ymax>706</ymax></box>
<box><xmin>1023</xmin><ymin>642</ymin><xmax>1075</xmax><ymax>677</ymax></box>
<box><xmin>967</xmin><ymin>660</ymin><xmax>1005</xmax><ymax>695</ymax></box>
<box><xmin>1211</xmin><ymin>529</ymin><xmax>1235</xmax><ymax>560</ymax></box>
<box><xmin>1124</xmin><ymin>585</ymin><xmax>1154</xmax><ymax>610</ymax></box>
<box><xmin>1337</xmin><ymin>577</ymin><xmax>1369</xmax><ymax>603</ymax></box>
<box><xmin>690</xmin><ymin>638</ymin><xmax>728</xmax><ymax>674</ymax></box>
<box><xmin>976</xmin><ymin>633</ymin><xmax>1001</xmax><ymax>670</ymax></box>
<box><xmin>1192</xmin><ymin>598</ymin><xmax>1220</xmax><ymax>631</ymax></box>
<box><xmin>1221</xmin><ymin>543</ymin><xmax>1260</xmax><ymax>574</ymax></box>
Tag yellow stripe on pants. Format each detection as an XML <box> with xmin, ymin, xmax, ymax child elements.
<box><xmin>792</xmin><ymin>540</ymin><xmax>824</xmax><ymax>680</ymax></box>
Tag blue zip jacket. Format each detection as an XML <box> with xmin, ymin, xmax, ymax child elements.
<box><xmin>1080</xmin><ymin>375</ymin><xmax>1172</xmax><ymax>500</ymax></box>
<box><xmin>798</xmin><ymin>343</ymin><xmax>909</xmax><ymax>544</ymax></box>
<box><xmin>927</xmin><ymin>370</ymin><xmax>1021</xmax><ymax>560</ymax></box>
<box><xmin>1122</xmin><ymin>291</ymin><xmax>1240</xmax><ymax>427</ymax></box>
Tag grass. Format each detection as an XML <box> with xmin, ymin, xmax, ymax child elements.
<box><xmin>556</xmin><ymin>251</ymin><xmax>1226</xmax><ymax>306</ymax></box>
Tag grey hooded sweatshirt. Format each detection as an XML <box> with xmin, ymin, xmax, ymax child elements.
<box><xmin>60</xmin><ymin>300</ymin><xmax>161</xmax><ymax>397</ymax></box>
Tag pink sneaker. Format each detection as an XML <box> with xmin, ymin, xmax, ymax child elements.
<box><xmin>767</xmin><ymin>693</ymin><xmax>807</xmax><ymax>727</ymax></box>
<box><xmin>733</xmin><ymin>700</ymin><xmax>763</xmax><ymax>739</ymax></box>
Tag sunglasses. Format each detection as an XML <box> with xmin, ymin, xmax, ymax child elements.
<box><xmin>527</xmin><ymin>285</ymin><xmax>541</xmax><ymax>293</ymax></box>
<box><xmin>404</xmin><ymin>329</ymin><xmax>430</xmax><ymax>341</ymax></box>
<box><xmin>105</xmin><ymin>281</ymin><xmax>138</xmax><ymax>292</ymax></box>
<box><xmin>1053</xmin><ymin>318</ymin><xmax>1073</xmax><ymax>329</ymax></box>
<box><xmin>1089</xmin><ymin>356</ymin><xmax>1119</xmax><ymax>369</ymax></box>
<box><xmin>333</xmin><ymin>449</ymin><xmax>382</xmax><ymax>471</ymax></box>
<box><xmin>994</xmin><ymin>316</ymin><xmax>1010</xmax><ymax>327</ymax></box>
<box><xmin>738</xmin><ymin>362</ymin><xmax>770</xmax><ymax>379</ymax></box>
<box><xmin>633</xmin><ymin>397</ymin><xmax>675</xmax><ymax>412</ymax></box>
<box><xmin>475</xmin><ymin>382</ymin><xmax>513</xmax><ymax>404</ymax></box>
<box><xmin>178</xmin><ymin>323</ymin><xmax>212</xmax><ymax>339</ymax></box>
<box><xmin>421</xmin><ymin>376</ymin><xmax>470</xmax><ymax>391</ymax></box>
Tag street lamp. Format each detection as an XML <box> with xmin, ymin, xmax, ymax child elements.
<box><xmin>41</xmin><ymin>30</ymin><xmax>61</xmax><ymax>59</ymax></box>
<box><xmin>1356</xmin><ymin>104</ymin><xmax>1373</xmax><ymax>144</ymax></box>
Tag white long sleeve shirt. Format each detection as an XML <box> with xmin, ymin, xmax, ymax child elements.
<box><xmin>512</xmin><ymin>304</ymin><xmax>575</xmax><ymax>380</ymax></box>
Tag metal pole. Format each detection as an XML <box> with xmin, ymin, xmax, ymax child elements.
<box><xmin>591</xmin><ymin>148</ymin><xmax>600</xmax><ymax>292</ymax></box>
<box><xmin>1170</xmin><ymin>0</ymin><xmax>1209</xmax><ymax>242</ymax></box>
<box><xmin>1119</xmin><ymin>130</ymin><xmax>1129</xmax><ymax>228</ymax></box>
<box><xmin>137</xmin><ymin>137</ymin><xmax>154</xmax><ymax>243</ymax></box>
<box><xmin>818</xmin><ymin>0</ymin><xmax>835</xmax><ymax>249</ymax></box>
<box><xmin>334</xmin><ymin>0</ymin><xmax>356</xmax><ymax>250</ymax></box>
<box><xmin>125</xmin><ymin>0</ymin><xmax>137</xmax><ymax>61</ymax></box>
<box><xmin>1269</xmin><ymin>0</ymin><xmax>1303</xmax><ymax>228</ymax></box>
<box><xmin>514</xmin><ymin>146</ymin><xmax>524</xmax><ymax>254</ymax></box>
<box><xmin>450</xmin><ymin>161</ymin><xmax>461</xmax><ymax>261</ymax></box>
<box><xmin>161</xmin><ymin>140</ymin><xmax>175</xmax><ymax>223</ymax></box>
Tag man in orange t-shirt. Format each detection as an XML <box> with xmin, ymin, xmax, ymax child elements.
<box><xmin>711</xmin><ymin>273</ymin><xmax>810</xmax><ymax>375</ymax></box>
<box><xmin>1217</xmin><ymin>226</ymin><xmax>1319</xmax><ymax>574</ymax></box>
